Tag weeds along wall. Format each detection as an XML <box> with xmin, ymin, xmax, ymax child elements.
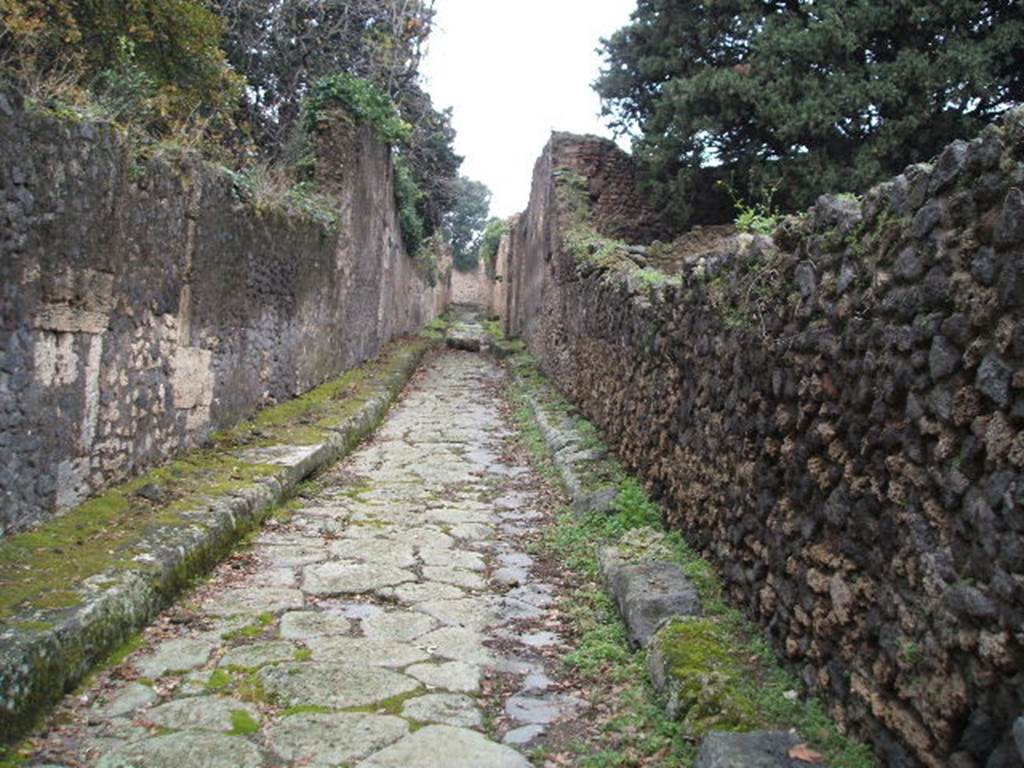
<box><xmin>504</xmin><ymin>116</ymin><xmax>1024</xmax><ymax>767</ymax></box>
<box><xmin>0</xmin><ymin>94</ymin><xmax>449</xmax><ymax>536</ymax></box>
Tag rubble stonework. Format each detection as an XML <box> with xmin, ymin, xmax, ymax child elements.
<box><xmin>502</xmin><ymin>114</ymin><xmax>1024</xmax><ymax>766</ymax></box>
<box><xmin>0</xmin><ymin>102</ymin><xmax>448</xmax><ymax>535</ymax></box>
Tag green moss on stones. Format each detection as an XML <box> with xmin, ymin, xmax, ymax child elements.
<box><xmin>205</xmin><ymin>669</ymin><xmax>233</xmax><ymax>692</ymax></box>
<box><xmin>342</xmin><ymin>687</ymin><xmax>425</xmax><ymax>717</ymax></box>
<box><xmin>230</xmin><ymin>709</ymin><xmax>261</xmax><ymax>735</ymax></box>
<box><xmin>654</xmin><ymin>618</ymin><xmax>758</xmax><ymax>735</ymax></box>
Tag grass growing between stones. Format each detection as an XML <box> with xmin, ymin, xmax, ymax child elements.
<box><xmin>506</xmin><ymin>355</ymin><xmax>875</xmax><ymax>768</ymax></box>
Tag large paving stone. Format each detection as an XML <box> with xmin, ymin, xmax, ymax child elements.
<box><xmin>134</xmin><ymin>638</ymin><xmax>215</xmax><ymax>677</ymax></box>
<box><xmin>385</xmin><ymin>581</ymin><xmax>466</xmax><ymax>604</ymax></box>
<box><xmin>266</xmin><ymin>712</ymin><xmax>408</xmax><ymax>767</ymax></box>
<box><xmin>217</xmin><ymin>640</ymin><xmax>297</xmax><ymax>669</ymax></box>
<box><xmin>144</xmin><ymin>697</ymin><xmax>260</xmax><ymax>732</ymax></box>
<box><xmin>693</xmin><ymin>730</ymin><xmax>805</xmax><ymax>768</ymax></box>
<box><xmin>415</xmin><ymin>597</ymin><xmax>496</xmax><ymax>629</ymax></box>
<box><xmin>328</xmin><ymin>538</ymin><xmax>416</xmax><ymax>568</ymax></box>
<box><xmin>402</xmin><ymin>693</ymin><xmax>481</xmax><ymax>727</ymax></box>
<box><xmin>357</xmin><ymin>725</ymin><xmax>529</xmax><ymax>768</ymax></box>
<box><xmin>95</xmin><ymin>732</ymin><xmax>263</xmax><ymax>768</ymax></box>
<box><xmin>361</xmin><ymin>610</ymin><xmax>437</xmax><ymax>642</ymax></box>
<box><xmin>201</xmin><ymin>586</ymin><xmax>304</xmax><ymax>616</ymax></box>
<box><xmin>259</xmin><ymin>663</ymin><xmax>419</xmax><ymax>709</ymax></box>
<box><xmin>422</xmin><ymin>565</ymin><xmax>487</xmax><ymax>590</ymax></box>
<box><xmin>417</xmin><ymin>626</ymin><xmax>493</xmax><ymax>664</ymax></box>
<box><xmin>305</xmin><ymin>636</ymin><xmax>430</xmax><ymax>668</ymax></box>
<box><xmin>254</xmin><ymin>544</ymin><xmax>329</xmax><ymax>567</ymax></box>
<box><xmin>279</xmin><ymin>610</ymin><xmax>353</xmax><ymax>639</ymax></box>
<box><xmin>446</xmin><ymin>324</ymin><xmax>486</xmax><ymax>352</ymax></box>
<box><xmin>303</xmin><ymin>562</ymin><xmax>416</xmax><ymax>595</ymax></box>
<box><xmin>92</xmin><ymin>683</ymin><xmax>158</xmax><ymax>718</ymax></box>
<box><xmin>598</xmin><ymin>547</ymin><xmax>702</xmax><ymax>648</ymax></box>
<box><xmin>405</xmin><ymin>661</ymin><xmax>481</xmax><ymax>693</ymax></box>
<box><xmin>504</xmin><ymin>692</ymin><xmax>585</xmax><ymax>725</ymax></box>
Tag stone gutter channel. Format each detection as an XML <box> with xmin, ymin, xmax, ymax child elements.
<box><xmin>0</xmin><ymin>341</ymin><xmax>430</xmax><ymax>745</ymax></box>
<box><xmin>509</xmin><ymin>363</ymin><xmax>824</xmax><ymax>767</ymax></box>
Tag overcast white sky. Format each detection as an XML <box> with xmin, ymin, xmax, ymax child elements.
<box><xmin>421</xmin><ymin>0</ymin><xmax>637</xmax><ymax>218</ymax></box>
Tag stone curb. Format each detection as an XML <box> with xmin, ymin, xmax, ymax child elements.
<box><xmin>508</xmin><ymin>362</ymin><xmax>812</xmax><ymax>766</ymax></box>
<box><xmin>507</xmin><ymin>375</ymin><xmax>619</xmax><ymax>515</ymax></box>
<box><xmin>597</xmin><ymin>546</ymin><xmax>702</xmax><ymax>650</ymax></box>
<box><xmin>0</xmin><ymin>342</ymin><xmax>430</xmax><ymax>745</ymax></box>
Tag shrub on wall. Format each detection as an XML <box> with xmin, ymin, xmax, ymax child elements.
<box><xmin>393</xmin><ymin>153</ymin><xmax>426</xmax><ymax>256</ymax></box>
<box><xmin>0</xmin><ymin>0</ymin><xmax>241</xmax><ymax>136</ymax></box>
<box><xmin>302</xmin><ymin>72</ymin><xmax>411</xmax><ymax>147</ymax></box>
<box><xmin>478</xmin><ymin>217</ymin><xmax>510</xmax><ymax>268</ymax></box>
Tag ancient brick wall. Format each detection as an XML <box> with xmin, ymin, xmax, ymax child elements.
<box><xmin>451</xmin><ymin>264</ymin><xmax>488</xmax><ymax>306</ymax></box>
<box><xmin>0</xmin><ymin>99</ymin><xmax>447</xmax><ymax>535</ymax></box>
<box><xmin>505</xmin><ymin>115</ymin><xmax>1024</xmax><ymax>767</ymax></box>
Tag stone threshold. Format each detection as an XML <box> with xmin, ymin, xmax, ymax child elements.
<box><xmin>0</xmin><ymin>335</ymin><xmax>436</xmax><ymax>746</ymax></box>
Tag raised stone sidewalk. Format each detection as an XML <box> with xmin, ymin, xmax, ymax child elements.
<box><xmin>15</xmin><ymin>352</ymin><xmax>581</xmax><ymax>767</ymax></box>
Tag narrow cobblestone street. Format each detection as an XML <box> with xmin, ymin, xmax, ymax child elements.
<box><xmin>24</xmin><ymin>351</ymin><xmax>583</xmax><ymax>767</ymax></box>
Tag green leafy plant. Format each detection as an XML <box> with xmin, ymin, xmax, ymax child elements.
<box><xmin>393</xmin><ymin>153</ymin><xmax>426</xmax><ymax>255</ymax></box>
<box><xmin>303</xmin><ymin>73</ymin><xmax>411</xmax><ymax>146</ymax></box>
<box><xmin>477</xmin><ymin>217</ymin><xmax>510</xmax><ymax>267</ymax></box>
<box><xmin>719</xmin><ymin>179</ymin><xmax>780</xmax><ymax>235</ymax></box>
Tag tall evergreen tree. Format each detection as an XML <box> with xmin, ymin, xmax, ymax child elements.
<box><xmin>446</xmin><ymin>177</ymin><xmax>492</xmax><ymax>272</ymax></box>
<box><xmin>596</xmin><ymin>0</ymin><xmax>1024</xmax><ymax>224</ymax></box>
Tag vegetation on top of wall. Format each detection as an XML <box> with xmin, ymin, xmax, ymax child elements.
<box><xmin>393</xmin><ymin>153</ymin><xmax>427</xmax><ymax>256</ymax></box>
<box><xmin>719</xmin><ymin>179</ymin><xmax>782</xmax><ymax>236</ymax></box>
<box><xmin>302</xmin><ymin>72</ymin><xmax>411</xmax><ymax>147</ymax></box>
<box><xmin>0</xmin><ymin>0</ymin><xmax>242</xmax><ymax>141</ymax></box>
<box><xmin>411</xmin><ymin>233</ymin><xmax>448</xmax><ymax>288</ymax></box>
<box><xmin>553</xmin><ymin>164</ymin><xmax>682</xmax><ymax>300</ymax></box>
<box><xmin>477</xmin><ymin>217</ymin><xmax>510</xmax><ymax>267</ymax></box>
<box><xmin>225</xmin><ymin>164</ymin><xmax>339</xmax><ymax>230</ymax></box>
<box><xmin>0</xmin><ymin>0</ymin><xmax>471</xmax><ymax>259</ymax></box>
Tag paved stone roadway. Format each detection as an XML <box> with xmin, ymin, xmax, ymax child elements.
<box><xmin>28</xmin><ymin>352</ymin><xmax>583</xmax><ymax>767</ymax></box>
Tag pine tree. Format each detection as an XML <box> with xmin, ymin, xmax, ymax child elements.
<box><xmin>596</xmin><ymin>0</ymin><xmax>1024</xmax><ymax>225</ymax></box>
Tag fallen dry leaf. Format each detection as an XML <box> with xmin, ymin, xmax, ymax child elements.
<box><xmin>789</xmin><ymin>743</ymin><xmax>825</xmax><ymax>763</ymax></box>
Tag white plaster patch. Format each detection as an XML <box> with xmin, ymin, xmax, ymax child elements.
<box><xmin>172</xmin><ymin>346</ymin><xmax>214</xmax><ymax>411</ymax></box>
<box><xmin>34</xmin><ymin>331</ymin><xmax>79</xmax><ymax>387</ymax></box>
<box><xmin>80</xmin><ymin>333</ymin><xmax>103</xmax><ymax>450</ymax></box>
<box><xmin>56</xmin><ymin>457</ymin><xmax>91</xmax><ymax>510</ymax></box>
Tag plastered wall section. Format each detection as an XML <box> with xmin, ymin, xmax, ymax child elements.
<box><xmin>0</xmin><ymin>104</ymin><xmax>446</xmax><ymax>535</ymax></box>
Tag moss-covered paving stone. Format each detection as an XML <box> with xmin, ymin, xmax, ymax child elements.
<box><xmin>143</xmin><ymin>696</ymin><xmax>261</xmax><ymax>732</ymax></box>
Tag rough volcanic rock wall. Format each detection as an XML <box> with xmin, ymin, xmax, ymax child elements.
<box><xmin>0</xmin><ymin>101</ymin><xmax>447</xmax><ymax>535</ymax></box>
<box><xmin>505</xmin><ymin>120</ymin><xmax>1024</xmax><ymax>767</ymax></box>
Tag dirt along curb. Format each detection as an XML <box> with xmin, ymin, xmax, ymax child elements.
<box><xmin>0</xmin><ymin>332</ymin><xmax>440</xmax><ymax>746</ymax></box>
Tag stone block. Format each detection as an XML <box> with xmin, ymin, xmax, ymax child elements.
<box><xmin>694</xmin><ymin>730</ymin><xmax>807</xmax><ymax>768</ymax></box>
<box><xmin>598</xmin><ymin>546</ymin><xmax>702</xmax><ymax>648</ymax></box>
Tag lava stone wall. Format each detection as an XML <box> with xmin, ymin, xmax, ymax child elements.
<box><xmin>0</xmin><ymin>97</ymin><xmax>447</xmax><ymax>536</ymax></box>
<box><xmin>506</xmin><ymin>117</ymin><xmax>1024</xmax><ymax>767</ymax></box>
